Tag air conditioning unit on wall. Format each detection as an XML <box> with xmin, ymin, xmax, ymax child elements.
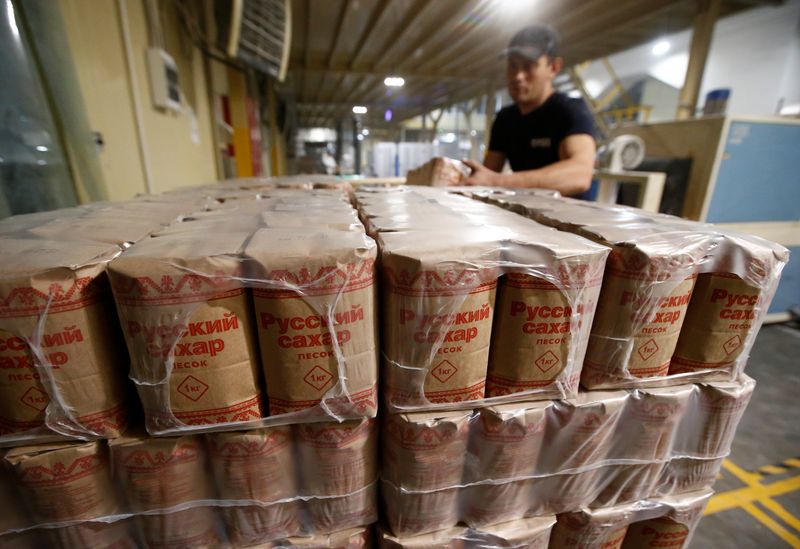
<box><xmin>217</xmin><ymin>0</ymin><xmax>291</xmax><ymax>82</ymax></box>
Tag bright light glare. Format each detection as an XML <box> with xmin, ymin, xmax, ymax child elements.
<box><xmin>6</xmin><ymin>0</ymin><xmax>19</xmax><ymax>39</ymax></box>
<box><xmin>441</xmin><ymin>132</ymin><xmax>456</xmax><ymax>143</ymax></box>
<box><xmin>384</xmin><ymin>76</ymin><xmax>405</xmax><ymax>87</ymax></box>
<box><xmin>36</xmin><ymin>145</ymin><xmax>48</xmax><ymax>152</ymax></box>
<box><xmin>362</xmin><ymin>129</ymin><xmax>369</xmax><ymax>136</ymax></box>
<box><xmin>357</xmin><ymin>134</ymin><xmax>364</xmax><ymax>141</ymax></box>
<box><xmin>652</xmin><ymin>40</ymin><xmax>670</xmax><ymax>56</ymax></box>
<box><xmin>352</xmin><ymin>105</ymin><xmax>368</xmax><ymax>114</ymax></box>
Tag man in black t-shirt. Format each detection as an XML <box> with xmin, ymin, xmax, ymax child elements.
<box><xmin>462</xmin><ymin>25</ymin><xmax>596</xmax><ymax>196</ymax></box>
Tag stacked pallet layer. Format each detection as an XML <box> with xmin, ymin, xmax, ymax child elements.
<box><xmin>0</xmin><ymin>179</ymin><xmax>380</xmax><ymax>548</ymax></box>
<box><xmin>353</xmin><ymin>186</ymin><xmax>787</xmax><ymax>549</ymax></box>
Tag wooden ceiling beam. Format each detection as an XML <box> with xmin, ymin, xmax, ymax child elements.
<box><xmin>301</xmin><ymin>0</ymin><xmax>313</xmax><ymax>102</ymax></box>
<box><xmin>314</xmin><ymin>0</ymin><xmax>353</xmax><ymax>104</ymax></box>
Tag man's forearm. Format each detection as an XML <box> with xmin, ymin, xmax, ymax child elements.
<box><xmin>493</xmin><ymin>158</ymin><xmax>593</xmax><ymax>195</ymax></box>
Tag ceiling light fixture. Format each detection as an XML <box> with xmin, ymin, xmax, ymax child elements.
<box><xmin>384</xmin><ymin>76</ymin><xmax>405</xmax><ymax>87</ymax></box>
<box><xmin>352</xmin><ymin>105</ymin><xmax>367</xmax><ymax>114</ymax></box>
<box><xmin>652</xmin><ymin>40</ymin><xmax>670</xmax><ymax>56</ymax></box>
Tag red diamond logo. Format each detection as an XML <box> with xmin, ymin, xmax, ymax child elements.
<box><xmin>304</xmin><ymin>365</ymin><xmax>334</xmax><ymax>391</ymax></box>
<box><xmin>723</xmin><ymin>335</ymin><xmax>742</xmax><ymax>355</ymax></box>
<box><xmin>534</xmin><ymin>350</ymin><xmax>560</xmax><ymax>373</ymax></box>
<box><xmin>637</xmin><ymin>338</ymin><xmax>659</xmax><ymax>361</ymax></box>
<box><xmin>177</xmin><ymin>375</ymin><xmax>209</xmax><ymax>401</ymax></box>
<box><xmin>431</xmin><ymin>360</ymin><xmax>457</xmax><ymax>383</ymax></box>
<box><xmin>20</xmin><ymin>387</ymin><xmax>49</xmax><ymax>412</ymax></box>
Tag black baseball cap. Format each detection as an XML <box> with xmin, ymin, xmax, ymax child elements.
<box><xmin>502</xmin><ymin>25</ymin><xmax>560</xmax><ymax>60</ymax></box>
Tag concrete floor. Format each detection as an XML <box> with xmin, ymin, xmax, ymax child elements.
<box><xmin>692</xmin><ymin>324</ymin><xmax>800</xmax><ymax>548</ymax></box>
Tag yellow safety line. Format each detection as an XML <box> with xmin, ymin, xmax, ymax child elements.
<box><xmin>762</xmin><ymin>465</ymin><xmax>790</xmax><ymax>475</ymax></box>
<box><xmin>785</xmin><ymin>459</ymin><xmax>800</xmax><ymax>468</ymax></box>
<box><xmin>723</xmin><ymin>459</ymin><xmax>764</xmax><ymax>485</ymax></box>
<box><xmin>706</xmin><ymin>459</ymin><xmax>800</xmax><ymax>546</ymax></box>
<box><xmin>760</xmin><ymin>498</ymin><xmax>800</xmax><ymax>533</ymax></box>
<box><xmin>741</xmin><ymin>503</ymin><xmax>800</xmax><ymax>548</ymax></box>
<box><xmin>705</xmin><ymin>476</ymin><xmax>800</xmax><ymax>515</ymax></box>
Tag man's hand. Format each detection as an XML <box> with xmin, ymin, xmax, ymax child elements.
<box><xmin>462</xmin><ymin>159</ymin><xmax>501</xmax><ymax>187</ymax></box>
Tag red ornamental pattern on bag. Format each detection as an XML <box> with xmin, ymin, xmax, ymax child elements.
<box><xmin>383</xmin><ymin>267</ymin><xmax>499</xmax><ymax>295</ymax></box>
<box><xmin>111</xmin><ymin>271</ymin><xmax>243</xmax><ymax>305</ymax></box>
<box><xmin>18</xmin><ymin>454</ymin><xmax>103</xmax><ymax>484</ymax></box>
<box><xmin>0</xmin><ymin>277</ymin><xmax>103</xmax><ymax>317</ymax></box>
<box><xmin>296</xmin><ymin>419</ymin><xmax>373</xmax><ymax>448</ymax></box>
<box><xmin>267</xmin><ymin>385</ymin><xmax>378</xmax><ymax>416</ymax></box>
<box><xmin>384</xmin><ymin>418</ymin><xmax>466</xmax><ymax>449</ymax></box>
<box><xmin>630</xmin><ymin>400</ymin><xmax>683</xmax><ymax>422</ymax></box>
<box><xmin>120</xmin><ymin>443</ymin><xmax>200</xmax><ymax>471</ymax></box>
<box><xmin>256</xmin><ymin>260</ymin><xmax>375</xmax><ymax>297</ymax></box>
<box><xmin>208</xmin><ymin>431</ymin><xmax>291</xmax><ymax>458</ymax></box>
<box><xmin>478</xmin><ymin>414</ymin><xmax>544</xmax><ymax>442</ymax></box>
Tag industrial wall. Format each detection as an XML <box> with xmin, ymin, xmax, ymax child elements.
<box><xmin>57</xmin><ymin>0</ymin><xmax>219</xmax><ymax>200</ymax></box>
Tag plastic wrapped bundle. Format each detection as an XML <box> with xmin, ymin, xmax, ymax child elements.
<box><xmin>481</xmin><ymin>192</ymin><xmax>788</xmax><ymax>389</ymax></box>
<box><xmin>378</xmin><ymin>516</ymin><xmax>556</xmax><ymax>548</ymax></box>
<box><xmin>355</xmin><ymin>187</ymin><xmax>609</xmax><ymax>411</ymax></box>
<box><xmin>0</xmin><ymin>237</ymin><xmax>131</xmax><ymax>445</ymax></box>
<box><xmin>108</xmin><ymin>231</ymin><xmax>265</xmax><ymax>433</ymax></box>
<box><xmin>549</xmin><ymin>490</ymin><xmax>711</xmax><ymax>549</ymax></box>
<box><xmin>379</xmin><ymin>377</ymin><xmax>753</xmax><ymax>533</ymax></box>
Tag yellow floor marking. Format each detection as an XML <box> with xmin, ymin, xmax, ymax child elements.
<box><xmin>741</xmin><ymin>502</ymin><xmax>800</xmax><ymax>548</ymax></box>
<box><xmin>760</xmin><ymin>498</ymin><xmax>800</xmax><ymax>533</ymax></box>
<box><xmin>708</xmin><ymin>459</ymin><xmax>800</xmax><ymax>547</ymax></box>
<box><xmin>762</xmin><ymin>465</ymin><xmax>790</xmax><ymax>475</ymax></box>
<box><xmin>724</xmin><ymin>459</ymin><xmax>765</xmax><ymax>485</ymax></box>
<box><xmin>705</xmin><ymin>476</ymin><xmax>800</xmax><ymax>515</ymax></box>
<box><xmin>785</xmin><ymin>459</ymin><xmax>800</xmax><ymax>468</ymax></box>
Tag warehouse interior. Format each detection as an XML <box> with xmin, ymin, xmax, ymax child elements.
<box><xmin>0</xmin><ymin>0</ymin><xmax>799</xmax><ymax>548</ymax></box>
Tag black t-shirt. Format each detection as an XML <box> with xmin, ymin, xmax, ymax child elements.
<box><xmin>488</xmin><ymin>92</ymin><xmax>595</xmax><ymax>171</ymax></box>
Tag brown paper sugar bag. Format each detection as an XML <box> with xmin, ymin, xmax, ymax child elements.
<box><xmin>540</xmin><ymin>391</ymin><xmax>627</xmax><ymax>472</ymax></box>
<box><xmin>620</xmin><ymin>490</ymin><xmax>710</xmax><ymax>549</ymax></box>
<box><xmin>381</xmin><ymin>480</ymin><xmax>460</xmax><ymax>537</ymax></box>
<box><xmin>549</xmin><ymin>508</ymin><xmax>629</xmax><ymax>549</ymax></box>
<box><xmin>4</xmin><ymin>441</ymin><xmax>118</xmax><ymax>522</ymax></box>
<box><xmin>462</xmin><ymin>480</ymin><xmax>536</xmax><ymax>528</ymax></box>
<box><xmin>655</xmin><ymin>457</ymin><xmax>724</xmax><ymax>496</ymax></box>
<box><xmin>621</xmin><ymin>517</ymin><xmax>689</xmax><ymax>549</ymax></box>
<box><xmin>467</xmin><ymin>402</ymin><xmax>548</xmax><ymax>483</ymax></box>
<box><xmin>283</xmin><ymin>525</ymin><xmax>371</xmax><ymax>548</ymax></box>
<box><xmin>583</xmin><ymin>247</ymin><xmax>696</xmax><ymax>384</ymax></box>
<box><xmin>109</xmin><ymin>434</ymin><xmax>213</xmax><ymax>512</ymax></box>
<box><xmin>137</xmin><ymin>507</ymin><xmax>221</xmax><ymax>549</ymax></box>
<box><xmin>0</xmin><ymin>238</ymin><xmax>130</xmax><ymax>439</ymax></box>
<box><xmin>477</xmin><ymin>516</ymin><xmax>557</xmax><ymax>549</ymax></box>
<box><xmin>377</xmin><ymin>523</ymin><xmax>466</xmax><ymax>549</ymax></box>
<box><xmin>536</xmin><ymin>468</ymin><xmax>604</xmax><ymax>514</ymax></box>
<box><xmin>486</xmin><ymin>237</ymin><xmax>607</xmax><ymax>398</ymax></box>
<box><xmin>245</xmin><ymin>229</ymin><xmax>378</xmax><ymax>417</ymax></box>
<box><xmin>379</xmin><ymin>229</ymin><xmax>501</xmax><ymax>407</ymax></box>
<box><xmin>616</xmin><ymin>385</ymin><xmax>693</xmax><ymax>461</ymax></box>
<box><xmin>683</xmin><ymin>376</ymin><xmax>755</xmax><ymax>457</ymax></box>
<box><xmin>207</xmin><ymin>426</ymin><xmax>297</xmax><ymax>502</ymax></box>
<box><xmin>207</xmin><ymin>426</ymin><xmax>302</xmax><ymax>544</ymax></box>
<box><xmin>670</xmin><ymin>231</ymin><xmax>787</xmax><ymax>375</ymax></box>
<box><xmin>294</xmin><ymin>418</ymin><xmax>376</xmax><ymax>496</ymax></box>
<box><xmin>592</xmin><ymin>463</ymin><xmax>665</xmax><ymax>508</ymax></box>
<box><xmin>305</xmin><ymin>483</ymin><xmax>377</xmax><ymax>534</ymax></box>
<box><xmin>0</xmin><ymin>529</ymin><xmax>46</xmax><ymax>549</ymax></box>
<box><xmin>382</xmin><ymin>410</ymin><xmax>471</xmax><ymax>491</ymax></box>
<box><xmin>671</xmin><ymin>274</ymin><xmax>761</xmax><ymax>373</ymax></box>
<box><xmin>52</xmin><ymin>519</ymin><xmax>138</xmax><ymax>549</ymax></box>
<box><xmin>222</xmin><ymin>504</ymin><xmax>301</xmax><ymax>546</ymax></box>
<box><xmin>108</xmin><ymin>232</ymin><xmax>264</xmax><ymax>432</ymax></box>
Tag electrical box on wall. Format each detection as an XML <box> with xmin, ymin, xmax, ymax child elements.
<box><xmin>146</xmin><ymin>48</ymin><xmax>181</xmax><ymax>112</ymax></box>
